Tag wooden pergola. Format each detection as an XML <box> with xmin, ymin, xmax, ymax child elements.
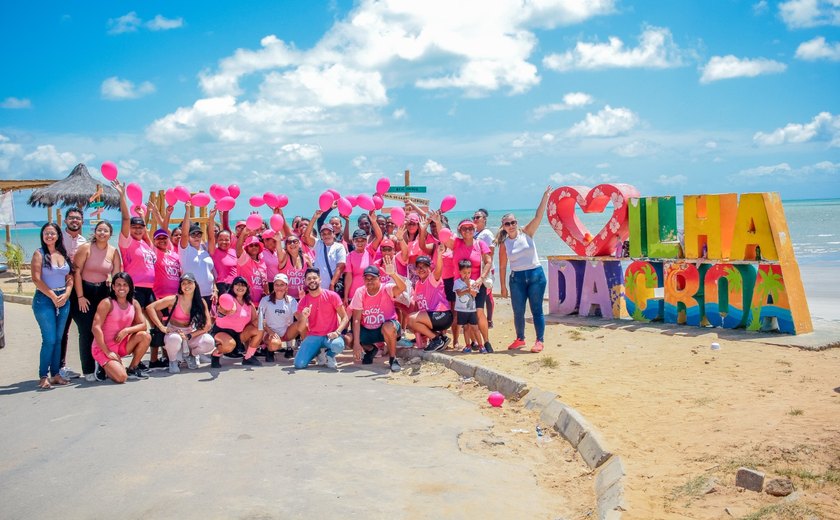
<box><xmin>0</xmin><ymin>179</ymin><xmax>58</xmax><ymax>243</ymax></box>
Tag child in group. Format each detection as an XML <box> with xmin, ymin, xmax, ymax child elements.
<box><xmin>453</xmin><ymin>259</ymin><xmax>484</xmax><ymax>353</ymax></box>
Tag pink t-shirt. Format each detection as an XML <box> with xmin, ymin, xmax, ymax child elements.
<box><xmin>118</xmin><ymin>234</ymin><xmax>156</xmax><ymax>288</ymax></box>
<box><xmin>298</xmin><ymin>290</ymin><xmax>343</xmax><ymax>336</ymax></box>
<box><xmin>93</xmin><ymin>299</ymin><xmax>136</xmax><ymax>351</ymax></box>
<box><xmin>238</xmin><ymin>252</ymin><xmax>267</xmax><ymax>303</ymax></box>
<box><xmin>212</xmin><ymin>247</ymin><xmax>238</xmax><ymax>284</ymax></box>
<box><xmin>153</xmin><ymin>247</ymin><xmax>180</xmax><ymax>298</ymax></box>
<box><xmin>349</xmin><ymin>283</ymin><xmax>397</xmax><ymax>329</ymax></box>
<box><xmin>345</xmin><ymin>246</ymin><xmax>375</xmax><ymax>300</ymax></box>
<box><xmin>279</xmin><ymin>253</ymin><xmax>309</xmax><ymax>300</ymax></box>
<box><xmin>413</xmin><ymin>275</ymin><xmax>450</xmax><ymax>312</ymax></box>
<box><xmin>452</xmin><ymin>238</ymin><xmax>490</xmax><ymax>279</ymax></box>
<box><xmin>264</xmin><ymin>249</ymin><xmax>279</xmax><ymax>281</ymax></box>
<box><xmin>216</xmin><ymin>300</ymin><xmax>253</xmax><ymax>332</ymax></box>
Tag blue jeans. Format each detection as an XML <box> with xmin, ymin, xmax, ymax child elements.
<box><xmin>509</xmin><ymin>266</ymin><xmax>547</xmax><ymax>342</ymax></box>
<box><xmin>294</xmin><ymin>335</ymin><xmax>345</xmax><ymax>369</ymax></box>
<box><xmin>33</xmin><ymin>290</ymin><xmax>71</xmax><ymax>378</ymax></box>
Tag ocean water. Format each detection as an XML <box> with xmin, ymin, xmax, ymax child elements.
<box><xmin>5</xmin><ymin>199</ymin><xmax>839</xmax><ymax>269</ymax></box>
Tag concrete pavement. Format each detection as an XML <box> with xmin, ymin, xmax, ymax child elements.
<box><xmin>0</xmin><ymin>302</ymin><xmax>571</xmax><ymax>519</ymax></box>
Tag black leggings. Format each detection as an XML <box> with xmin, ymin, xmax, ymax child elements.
<box><xmin>72</xmin><ymin>281</ymin><xmax>109</xmax><ymax>375</ymax></box>
<box><xmin>60</xmin><ymin>292</ymin><xmax>79</xmax><ymax>368</ymax></box>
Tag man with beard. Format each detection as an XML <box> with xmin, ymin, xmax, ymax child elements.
<box><xmin>293</xmin><ymin>268</ymin><xmax>349</xmax><ymax>370</ymax></box>
<box><xmin>59</xmin><ymin>207</ymin><xmax>87</xmax><ymax>379</ymax></box>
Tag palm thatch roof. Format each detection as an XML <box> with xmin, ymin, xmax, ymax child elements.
<box><xmin>27</xmin><ymin>163</ymin><xmax>120</xmax><ymax>209</ymax></box>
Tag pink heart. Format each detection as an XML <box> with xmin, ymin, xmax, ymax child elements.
<box><xmin>546</xmin><ymin>184</ymin><xmax>640</xmax><ymax>257</ymax></box>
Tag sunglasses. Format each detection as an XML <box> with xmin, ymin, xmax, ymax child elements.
<box><xmin>472</xmin><ymin>215</ymin><xmax>484</xmax><ymax>220</ymax></box>
<box><xmin>503</xmin><ymin>220</ymin><xmax>518</xmax><ymax>227</ymax></box>
<box><xmin>380</xmin><ymin>247</ymin><xmax>394</xmax><ymax>252</ymax></box>
<box><xmin>460</xmin><ymin>226</ymin><xmax>475</xmax><ymax>232</ymax></box>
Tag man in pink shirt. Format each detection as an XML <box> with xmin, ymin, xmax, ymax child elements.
<box><xmin>293</xmin><ymin>268</ymin><xmax>349</xmax><ymax>370</ymax></box>
<box><xmin>346</xmin><ymin>257</ymin><xmax>406</xmax><ymax>372</ymax></box>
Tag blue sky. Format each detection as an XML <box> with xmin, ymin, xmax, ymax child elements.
<box><xmin>2</xmin><ymin>0</ymin><xmax>839</xmax><ymax>222</ymax></box>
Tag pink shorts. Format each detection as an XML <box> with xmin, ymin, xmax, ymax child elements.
<box><xmin>92</xmin><ymin>340</ymin><xmax>129</xmax><ymax>366</ymax></box>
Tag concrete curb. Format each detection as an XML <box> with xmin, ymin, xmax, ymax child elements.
<box><xmin>2</xmin><ymin>294</ymin><xmax>33</xmax><ymax>305</ymax></box>
<box><xmin>397</xmin><ymin>348</ymin><xmax>626</xmax><ymax>519</ymax></box>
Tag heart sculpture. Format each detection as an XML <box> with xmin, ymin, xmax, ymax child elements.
<box><xmin>546</xmin><ymin>183</ymin><xmax>640</xmax><ymax>257</ymax></box>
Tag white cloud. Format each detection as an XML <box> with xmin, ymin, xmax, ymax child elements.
<box><xmin>392</xmin><ymin>108</ymin><xmax>407</xmax><ymax>119</ymax></box>
<box><xmin>423</xmin><ymin>159</ymin><xmax>446</xmax><ymax>175</ymax></box>
<box><xmin>656</xmin><ymin>174</ymin><xmax>688</xmax><ymax>186</ymax></box>
<box><xmin>108</xmin><ymin>12</ymin><xmax>184</xmax><ymax>34</ymax></box>
<box><xmin>699</xmin><ymin>55</ymin><xmax>787</xmax><ymax>83</ymax></box>
<box><xmin>542</xmin><ymin>26</ymin><xmax>684</xmax><ymax>71</ymax></box>
<box><xmin>182</xmin><ymin>159</ymin><xmax>211</xmax><ymax>173</ymax></box>
<box><xmin>101</xmin><ymin>77</ymin><xmax>156</xmax><ymax>100</ymax></box>
<box><xmin>753</xmin><ymin>112</ymin><xmax>840</xmax><ymax>146</ymax></box>
<box><xmin>1</xmin><ymin>97</ymin><xmax>32</xmax><ymax>109</ymax></box>
<box><xmin>795</xmin><ymin>36</ymin><xmax>840</xmax><ymax>60</ymax></box>
<box><xmin>532</xmin><ymin>91</ymin><xmax>593</xmax><ymax>119</ymax></box>
<box><xmin>753</xmin><ymin>0</ymin><xmax>769</xmax><ymax>14</ymax></box>
<box><xmin>146</xmin><ymin>15</ymin><xmax>183</xmax><ymax>31</ymax></box>
<box><xmin>779</xmin><ymin>0</ymin><xmax>840</xmax><ymax>28</ymax></box>
<box><xmin>452</xmin><ymin>171</ymin><xmax>472</xmax><ymax>182</ymax></box>
<box><xmin>736</xmin><ymin>161</ymin><xmax>839</xmax><ymax>179</ymax></box>
<box><xmin>568</xmin><ymin>105</ymin><xmax>639</xmax><ymax>137</ymax></box>
<box><xmin>0</xmin><ymin>134</ymin><xmax>23</xmax><ymax>171</ymax></box>
<box><xmin>23</xmin><ymin>145</ymin><xmax>91</xmax><ymax>173</ymax></box>
<box><xmin>107</xmin><ymin>11</ymin><xmax>142</xmax><ymax>34</ymax></box>
<box><xmin>549</xmin><ymin>171</ymin><xmax>615</xmax><ymax>185</ymax></box>
<box><xmin>738</xmin><ymin>163</ymin><xmax>793</xmax><ymax>178</ymax></box>
<box><xmin>259</xmin><ymin>64</ymin><xmax>388</xmax><ymax>107</ymax></box>
<box><xmin>612</xmin><ymin>139</ymin><xmax>659</xmax><ymax>157</ymax></box>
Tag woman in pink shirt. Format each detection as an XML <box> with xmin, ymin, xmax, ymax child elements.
<box><xmin>408</xmin><ymin>250</ymin><xmax>453</xmax><ymax>352</ymax></box>
<box><xmin>210</xmin><ymin>276</ymin><xmax>262</xmax><ymax>368</ymax></box>
<box><xmin>261</xmin><ymin>230</ymin><xmax>281</xmax><ymax>292</ymax></box>
<box><xmin>235</xmin><ymin>229</ymin><xmax>268</xmax><ymax>304</ymax></box>
<box><xmin>208</xmin><ymin>208</ymin><xmax>238</xmax><ymax>295</ymax></box>
<box><xmin>343</xmin><ymin>227</ymin><xmax>383</xmax><ymax>307</ymax></box>
<box><xmin>277</xmin><ymin>234</ymin><xmax>312</xmax><ymax>300</ymax></box>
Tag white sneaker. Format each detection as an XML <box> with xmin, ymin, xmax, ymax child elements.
<box><xmin>168</xmin><ymin>361</ymin><xmax>180</xmax><ymax>374</ymax></box>
<box><xmin>186</xmin><ymin>356</ymin><xmax>198</xmax><ymax>370</ymax></box>
<box><xmin>84</xmin><ymin>373</ymin><xmax>96</xmax><ymax>382</ymax></box>
<box><xmin>316</xmin><ymin>350</ymin><xmax>327</xmax><ymax>366</ymax></box>
<box><xmin>60</xmin><ymin>366</ymin><xmax>81</xmax><ymax>379</ymax></box>
<box><xmin>325</xmin><ymin>355</ymin><xmax>338</xmax><ymax>370</ymax></box>
<box><xmin>199</xmin><ymin>354</ymin><xmax>212</xmax><ymax>364</ymax></box>
<box><xmin>397</xmin><ymin>338</ymin><xmax>414</xmax><ymax>347</ymax></box>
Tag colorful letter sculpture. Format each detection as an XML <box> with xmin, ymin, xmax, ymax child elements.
<box><xmin>547</xmin><ymin>190</ymin><xmax>812</xmax><ymax>335</ymax></box>
<box><xmin>547</xmin><ymin>184</ymin><xmax>641</xmax><ymax>257</ymax></box>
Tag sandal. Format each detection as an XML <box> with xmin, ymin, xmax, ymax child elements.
<box><xmin>38</xmin><ymin>377</ymin><xmax>52</xmax><ymax>389</ymax></box>
<box><xmin>50</xmin><ymin>375</ymin><xmax>71</xmax><ymax>386</ymax></box>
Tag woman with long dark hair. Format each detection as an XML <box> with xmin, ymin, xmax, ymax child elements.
<box><xmin>276</xmin><ymin>233</ymin><xmax>313</xmax><ymax>300</ymax></box>
<box><xmin>146</xmin><ymin>273</ymin><xmax>214</xmax><ymax>373</ymax></box>
<box><xmin>257</xmin><ymin>274</ymin><xmax>305</xmax><ymax>361</ymax></box>
<box><xmin>73</xmin><ymin>220</ymin><xmax>122</xmax><ymax>381</ymax></box>
<box><xmin>31</xmin><ymin>222</ymin><xmax>74</xmax><ymax>389</ymax></box>
<box><xmin>91</xmin><ymin>272</ymin><xmax>151</xmax><ymax>383</ymax></box>
<box><xmin>209</xmin><ymin>276</ymin><xmax>262</xmax><ymax>368</ymax></box>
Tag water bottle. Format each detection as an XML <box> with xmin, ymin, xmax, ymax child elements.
<box><xmin>536</xmin><ymin>425</ymin><xmax>550</xmax><ymax>447</ymax></box>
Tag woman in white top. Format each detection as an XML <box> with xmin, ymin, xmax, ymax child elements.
<box><xmin>257</xmin><ymin>274</ymin><xmax>304</xmax><ymax>361</ymax></box>
<box><xmin>496</xmin><ymin>186</ymin><xmax>552</xmax><ymax>353</ymax></box>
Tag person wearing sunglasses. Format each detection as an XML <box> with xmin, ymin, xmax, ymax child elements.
<box><xmin>496</xmin><ymin>186</ymin><xmax>552</xmax><ymax>353</ymax></box>
<box><xmin>472</xmin><ymin>208</ymin><xmax>496</xmax><ymax>328</ymax></box>
<box><xmin>277</xmin><ymin>234</ymin><xmax>313</xmax><ymax>300</ymax></box>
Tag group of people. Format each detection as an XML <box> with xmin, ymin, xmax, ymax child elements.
<box><xmin>31</xmin><ymin>181</ymin><xmax>553</xmax><ymax>388</ymax></box>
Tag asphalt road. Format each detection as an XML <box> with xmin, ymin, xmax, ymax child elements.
<box><xmin>0</xmin><ymin>301</ymin><xmax>564</xmax><ymax>519</ymax></box>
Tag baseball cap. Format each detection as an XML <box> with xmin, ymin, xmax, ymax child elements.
<box><xmin>363</xmin><ymin>265</ymin><xmax>381</xmax><ymax>277</ymax></box>
<box><xmin>153</xmin><ymin>228</ymin><xmax>169</xmax><ymax>239</ymax></box>
<box><xmin>407</xmin><ymin>212</ymin><xmax>420</xmax><ymax>223</ymax></box>
<box><xmin>180</xmin><ymin>272</ymin><xmax>197</xmax><ymax>283</ymax></box>
<box><xmin>129</xmin><ymin>216</ymin><xmax>145</xmax><ymax>226</ymax></box>
<box><xmin>273</xmin><ymin>273</ymin><xmax>289</xmax><ymax>284</ymax></box>
<box><xmin>415</xmin><ymin>255</ymin><xmax>432</xmax><ymax>266</ymax></box>
<box><xmin>189</xmin><ymin>223</ymin><xmax>202</xmax><ymax>235</ymax></box>
<box><xmin>244</xmin><ymin>236</ymin><xmax>264</xmax><ymax>252</ymax></box>
<box><xmin>352</xmin><ymin>229</ymin><xmax>368</xmax><ymax>239</ymax></box>
<box><xmin>380</xmin><ymin>238</ymin><xmax>395</xmax><ymax>249</ymax></box>
<box><xmin>320</xmin><ymin>223</ymin><xmax>333</xmax><ymax>232</ymax></box>
<box><xmin>261</xmin><ymin>229</ymin><xmax>277</xmax><ymax>239</ymax></box>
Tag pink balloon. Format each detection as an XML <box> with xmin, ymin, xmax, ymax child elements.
<box><xmin>191</xmin><ymin>193</ymin><xmax>211</xmax><ymax>207</ymax></box>
<box><xmin>270</xmin><ymin>214</ymin><xmax>285</xmax><ymax>232</ymax></box>
<box><xmin>373</xmin><ymin>194</ymin><xmax>384</xmax><ymax>210</ymax></box>
<box><xmin>125</xmin><ymin>183</ymin><xmax>143</xmax><ymax>205</ymax></box>
<box><xmin>487</xmin><ymin>391</ymin><xmax>505</xmax><ymax>407</ymax></box>
<box><xmin>263</xmin><ymin>192</ymin><xmax>278</xmax><ymax>209</ymax></box>
<box><xmin>438</xmin><ymin>227</ymin><xmax>452</xmax><ymax>243</ymax></box>
<box><xmin>219</xmin><ymin>293</ymin><xmax>236</xmax><ymax>312</ymax></box>
<box><xmin>174</xmin><ymin>186</ymin><xmax>191</xmax><ymax>203</ymax></box>
<box><xmin>337</xmin><ymin>197</ymin><xmax>353</xmax><ymax>217</ymax></box>
<box><xmin>327</xmin><ymin>189</ymin><xmax>341</xmax><ymax>201</ymax></box>
<box><xmin>164</xmin><ymin>189</ymin><xmax>178</xmax><ymax>206</ymax></box>
<box><xmin>356</xmin><ymin>194</ymin><xmax>374</xmax><ymax>211</ymax></box>
<box><xmin>440</xmin><ymin>195</ymin><xmax>457</xmax><ymax>213</ymax></box>
<box><xmin>227</xmin><ymin>184</ymin><xmax>241</xmax><ymax>198</ymax></box>
<box><xmin>375</xmin><ymin>177</ymin><xmax>390</xmax><ymax>195</ymax></box>
<box><xmin>130</xmin><ymin>203</ymin><xmax>147</xmax><ymax>217</ymax></box>
<box><xmin>276</xmin><ymin>194</ymin><xmax>289</xmax><ymax>208</ymax></box>
<box><xmin>390</xmin><ymin>206</ymin><xmax>405</xmax><ymax>227</ymax></box>
<box><xmin>216</xmin><ymin>196</ymin><xmax>236</xmax><ymax>212</ymax></box>
<box><xmin>209</xmin><ymin>184</ymin><xmax>227</xmax><ymax>201</ymax></box>
<box><xmin>246</xmin><ymin>213</ymin><xmax>262</xmax><ymax>231</ymax></box>
<box><xmin>318</xmin><ymin>192</ymin><xmax>334</xmax><ymax>212</ymax></box>
<box><xmin>346</xmin><ymin>195</ymin><xmax>358</xmax><ymax>207</ymax></box>
<box><xmin>101</xmin><ymin>161</ymin><xmax>118</xmax><ymax>181</ymax></box>
<box><xmin>249</xmin><ymin>195</ymin><xmax>265</xmax><ymax>208</ymax></box>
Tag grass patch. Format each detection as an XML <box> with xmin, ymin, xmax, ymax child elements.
<box><xmin>667</xmin><ymin>475</ymin><xmax>713</xmax><ymax>507</ymax></box>
<box><xmin>787</xmin><ymin>408</ymin><xmax>804</xmax><ymax>416</ymax></box>
<box><xmin>568</xmin><ymin>330</ymin><xmax>584</xmax><ymax>341</ymax></box>
<box><xmin>740</xmin><ymin>502</ymin><xmax>820</xmax><ymax>520</ymax></box>
<box><xmin>538</xmin><ymin>356</ymin><xmax>559</xmax><ymax>369</ymax></box>
<box><xmin>799</xmin><ymin>375</ymin><xmax>816</xmax><ymax>383</ymax></box>
<box><xmin>775</xmin><ymin>467</ymin><xmax>840</xmax><ymax>487</ymax></box>
<box><xmin>775</xmin><ymin>359</ymin><xmax>793</xmax><ymax>367</ymax></box>
<box><xmin>575</xmin><ymin>325</ymin><xmax>598</xmax><ymax>331</ymax></box>
<box><xmin>690</xmin><ymin>396</ymin><xmax>717</xmax><ymax>407</ymax></box>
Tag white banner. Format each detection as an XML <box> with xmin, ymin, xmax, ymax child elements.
<box><xmin>0</xmin><ymin>191</ymin><xmax>15</xmax><ymax>226</ymax></box>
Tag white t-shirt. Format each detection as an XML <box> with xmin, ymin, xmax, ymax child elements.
<box><xmin>178</xmin><ymin>244</ymin><xmax>216</xmax><ymax>297</ymax></box>
<box><xmin>63</xmin><ymin>232</ymin><xmax>87</xmax><ymax>261</ymax></box>
<box><xmin>453</xmin><ymin>278</ymin><xmax>476</xmax><ymax>313</ymax></box>
<box><xmin>475</xmin><ymin>229</ymin><xmax>495</xmax><ymax>250</ymax></box>
<box><xmin>258</xmin><ymin>295</ymin><xmax>298</xmax><ymax>335</ymax></box>
<box><xmin>313</xmin><ymin>239</ymin><xmax>347</xmax><ymax>290</ymax></box>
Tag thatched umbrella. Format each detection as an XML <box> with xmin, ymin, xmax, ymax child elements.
<box><xmin>27</xmin><ymin>163</ymin><xmax>120</xmax><ymax>210</ymax></box>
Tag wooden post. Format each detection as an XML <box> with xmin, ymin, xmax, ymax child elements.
<box><xmin>4</xmin><ymin>224</ymin><xmax>9</xmax><ymax>244</ymax></box>
<box><xmin>47</xmin><ymin>205</ymin><xmax>53</xmax><ymax>224</ymax></box>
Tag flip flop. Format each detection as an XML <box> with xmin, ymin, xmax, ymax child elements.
<box><xmin>50</xmin><ymin>376</ymin><xmax>71</xmax><ymax>386</ymax></box>
<box><xmin>38</xmin><ymin>377</ymin><xmax>52</xmax><ymax>389</ymax></box>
